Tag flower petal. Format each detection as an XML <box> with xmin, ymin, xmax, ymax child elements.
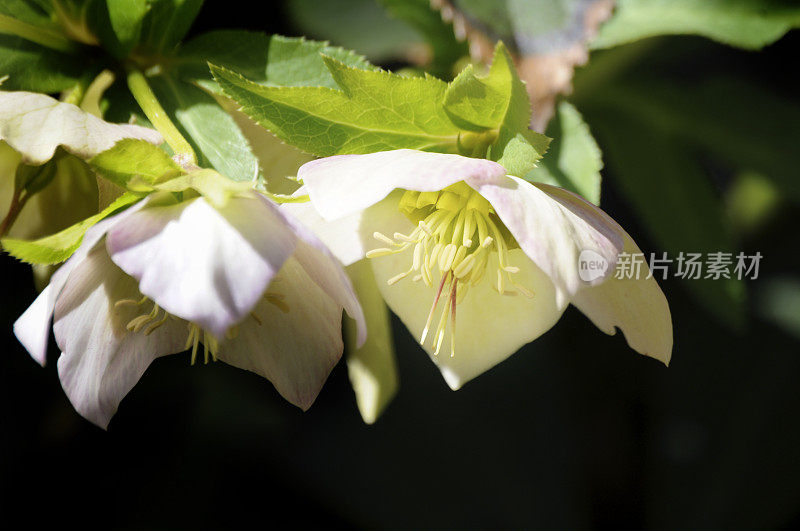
<box><xmin>13</xmin><ymin>204</ymin><xmax>143</xmax><ymax>365</ymax></box>
<box><xmin>300</xmin><ymin>149</ymin><xmax>507</xmax><ymax>220</ymax></box>
<box><xmin>53</xmin><ymin>245</ymin><xmax>187</xmax><ymax>429</ymax></box>
<box><xmin>106</xmin><ymin>196</ymin><xmax>296</xmax><ymax>338</ymax></box>
<box><xmin>216</xmin><ymin>257</ymin><xmax>345</xmax><ymax>410</ymax></box>
<box><xmin>281</xmin><ymin>200</ymin><xmax>366</xmax><ymax>266</ymax></box>
<box><xmin>364</xmin><ymin>197</ymin><xmax>566</xmax><ymax>390</ymax></box>
<box><xmin>471</xmin><ymin>177</ymin><xmax>624</xmax><ymax>305</ymax></box>
<box><xmin>572</xmin><ymin>232</ymin><xmax>673</xmax><ymax>364</ymax></box>
<box><xmin>0</xmin><ymin>91</ymin><xmax>162</xmax><ymax>165</ymax></box>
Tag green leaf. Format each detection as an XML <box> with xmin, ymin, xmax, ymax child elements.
<box><xmin>139</xmin><ymin>0</ymin><xmax>203</xmax><ymax>53</ymax></box>
<box><xmin>149</xmin><ymin>74</ymin><xmax>259</xmax><ymax>182</ymax></box>
<box><xmin>176</xmin><ymin>32</ymin><xmax>377</xmax><ymax>92</ymax></box>
<box><xmin>525</xmin><ymin>101</ymin><xmax>601</xmax><ymax>204</ymax></box>
<box><xmin>211</xmin><ymin>58</ymin><xmax>463</xmax><ymax>156</ymax></box>
<box><xmin>444</xmin><ymin>42</ymin><xmax>549</xmax><ymax>175</ymax></box>
<box><xmin>104</xmin><ymin>0</ymin><xmax>149</xmax><ymax>57</ymax></box>
<box><xmin>444</xmin><ymin>42</ymin><xmax>526</xmax><ymax>132</ymax></box>
<box><xmin>592</xmin><ymin>0</ymin><xmax>800</xmax><ymax>50</ymax></box>
<box><xmin>0</xmin><ymin>33</ymin><xmax>86</xmax><ymax>92</ymax></box>
<box><xmin>2</xmin><ymin>191</ymin><xmax>141</xmax><ymax>265</ymax></box>
<box><xmin>90</xmin><ymin>139</ymin><xmax>183</xmax><ymax>190</ymax></box>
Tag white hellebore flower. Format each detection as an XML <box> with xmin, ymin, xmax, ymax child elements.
<box><xmin>14</xmin><ymin>190</ymin><xmax>366</xmax><ymax>428</ymax></box>
<box><xmin>289</xmin><ymin>149</ymin><xmax>672</xmax><ymax>390</ymax></box>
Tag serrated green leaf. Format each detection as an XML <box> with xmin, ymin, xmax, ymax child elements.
<box><xmin>525</xmin><ymin>101</ymin><xmax>601</xmax><ymax>204</ymax></box>
<box><xmin>445</xmin><ymin>42</ymin><xmax>549</xmax><ymax>175</ymax></box>
<box><xmin>592</xmin><ymin>0</ymin><xmax>800</xmax><ymax>50</ymax></box>
<box><xmin>212</xmin><ymin>59</ymin><xmax>463</xmax><ymax>156</ymax></box>
<box><xmin>2</xmin><ymin>191</ymin><xmax>140</xmax><ymax>264</ymax></box>
<box><xmin>177</xmin><ymin>32</ymin><xmax>377</xmax><ymax>92</ymax></box>
<box><xmin>149</xmin><ymin>74</ymin><xmax>259</xmax><ymax>182</ymax></box>
<box><xmin>90</xmin><ymin>138</ymin><xmax>182</xmax><ymax>190</ymax></box>
<box><xmin>444</xmin><ymin>42</ymin><xmax>526</xmax><ymax>132</ymax></box>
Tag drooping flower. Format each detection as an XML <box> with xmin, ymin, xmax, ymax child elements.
<box><xmin>286</xmin><ymin>149</ymin><xmax>672</xmax><ymax>390</ymax></box>
<box><xmin>14</xmin><ymin>189</ymin><xmax>366</xmax><ymax>428</ymax></box>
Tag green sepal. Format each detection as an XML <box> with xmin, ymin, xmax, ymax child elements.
<box><xmin>90</xmin><ymin>139</ymin><xmax>183</xmax><ymax>191</ymax></box>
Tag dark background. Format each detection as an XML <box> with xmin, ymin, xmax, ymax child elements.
<box><xmin>2</xmin><ymin>2</ymin><xmax>800</xmax><ymax>529</ymax></box>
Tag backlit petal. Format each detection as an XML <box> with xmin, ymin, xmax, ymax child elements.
<box><xmin>300</xmin><ymin>149</ymin><xmax>507</xmax><ymax>220</ymax></box>
<box><xmin>472</xmin><ymin>177</ymin><xmax>624</xmax><ymax>305</ymax></box>
<box><xmin>572</xmin><ymin>232</ymin><xmax>673</xmax><ymax>364</ymax></box>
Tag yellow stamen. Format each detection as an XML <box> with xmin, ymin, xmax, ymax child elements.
<box><xmin>370</xmin><ymin>182</ymin><xmax>534</xmax><ymax>358</ymax></box>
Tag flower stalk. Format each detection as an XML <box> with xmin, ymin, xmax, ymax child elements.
<box><xmin>126</xmin><ymin>67</ymin><xmax>198</xmax><ymax>166</ymax></box>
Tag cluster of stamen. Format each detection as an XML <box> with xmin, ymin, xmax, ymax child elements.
<box><xmin>365</xmin><ymin>182</ymin><xmax>533</xmax><ymax>358</ymax></box>
<box><xmin>115</xmin><ymin>286</ymin><xmax>291</xmax><ymax>364</ymax></box>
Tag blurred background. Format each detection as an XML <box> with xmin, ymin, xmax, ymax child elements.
<box><xmin>2</xmin><ymin>1</ymin><xmax>800</xmax><ymax>529</ymax></box>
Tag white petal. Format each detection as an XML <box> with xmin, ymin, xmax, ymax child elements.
<box><xmin>216</xmin><ymin>257</ymin><xmax>345</xmax><ymax>410</ymax></box>
<box><xmin>0</xmin><ymin>91</ymin><xmax>162</xmax><ymax>164</ymax></box>
<box><xmin>53</xmin><ymin>245</ymin><xmax>187</xmax><ymax>429</ymax></box>
<box><xmin>281</xmin><ymin>200</ymin><xmax>366</xmax><ymax>266</ymax></box>
<box><xmin>300</xmin><ymin>149</ymin><xmax>507</xmax><ymax>220</ymax></box>
<box><xmin>12</xmin><ymin>204</ymin><xmax>142</xmax><ymax>366</ymax></box>
<box><xmin>364</xmin><ymin>197</ymin><xmax>566</xmax><ymax>390</ymax></box>
<box><xmin>472</xmin><ymin>177</ymin><xmax>624</xmax><ymax>305</ymax></box>
<box><xmin>290</xmin><ymin>238</ymin><xmax>366</xmax><ymax>347</ymax></box>
<box><xmin>572</xmin><ymin>232</ymin><xmax>673</xmax><ymax>364</ymax></box>
<box><xmin>106</xmin><ymin>196</ymin><xmax>296</xmax><ymax>338</ymax></box>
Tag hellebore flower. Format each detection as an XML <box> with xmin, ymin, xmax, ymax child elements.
<box><xmin>288</xmin><ymin>149</ymin><xmax>672</xmax><ymax>389</ymax></box>
<box><xmin>14</xmin><ymin>189</ymin><xmax>365</xmax><ymax>428</ymax></box>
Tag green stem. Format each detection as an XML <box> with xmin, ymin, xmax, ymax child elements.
<box><xmin>0</xmin><ymin>189</ymin><xmax>29</xmax><ymax>238</ymax></box>
<box><xmin>0</xmin><ymin>13</ymin><xmax>74</xmax><ymax>53</ymax></box>
<box><xmin>126</xmin><ymin>67</ymin><xmax>197</xmax><ymax>165</ymax></box>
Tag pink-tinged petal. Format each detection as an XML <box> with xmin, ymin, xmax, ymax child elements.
<box><xmin>272</xmin><ymin>195</ymin><xmax>366</xmax><ymax>346</ymax></box>
<box><xmin>216</xmin><ymin>257</ymin><xmax>345</xmax><ymax>410</ymax></box>
<box><xmin>471</xmin><ymin>176</ymin><xmax>624</xmax><ymax>305</ymax></box>
<box><xmin>13</xmin><ymin>201</ymin><xmax>146</xmax><ymax>366</ymax></box>
<box><xmin>572</xmin><ymin>232</ymin><xmax>673</xmax><ymax>365</ymax></box>
<box><xmin>300</xmin><ymin>149</ymin><xmax>507</xmax><ymax>220</ymax></box>
<box><xmin>363</xmin><ymin>197</ymin><xmax>567</xmax><ymax>389</ymax></box>
<box><xmin>53</xmin><ymin>245</ymin><xmax>187</xmax><ymax>429</ymax></box>
<box><xmin>106</xmin><ymin>196</ymin><xmax>296</xmax><ymax>338</ymax></box>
